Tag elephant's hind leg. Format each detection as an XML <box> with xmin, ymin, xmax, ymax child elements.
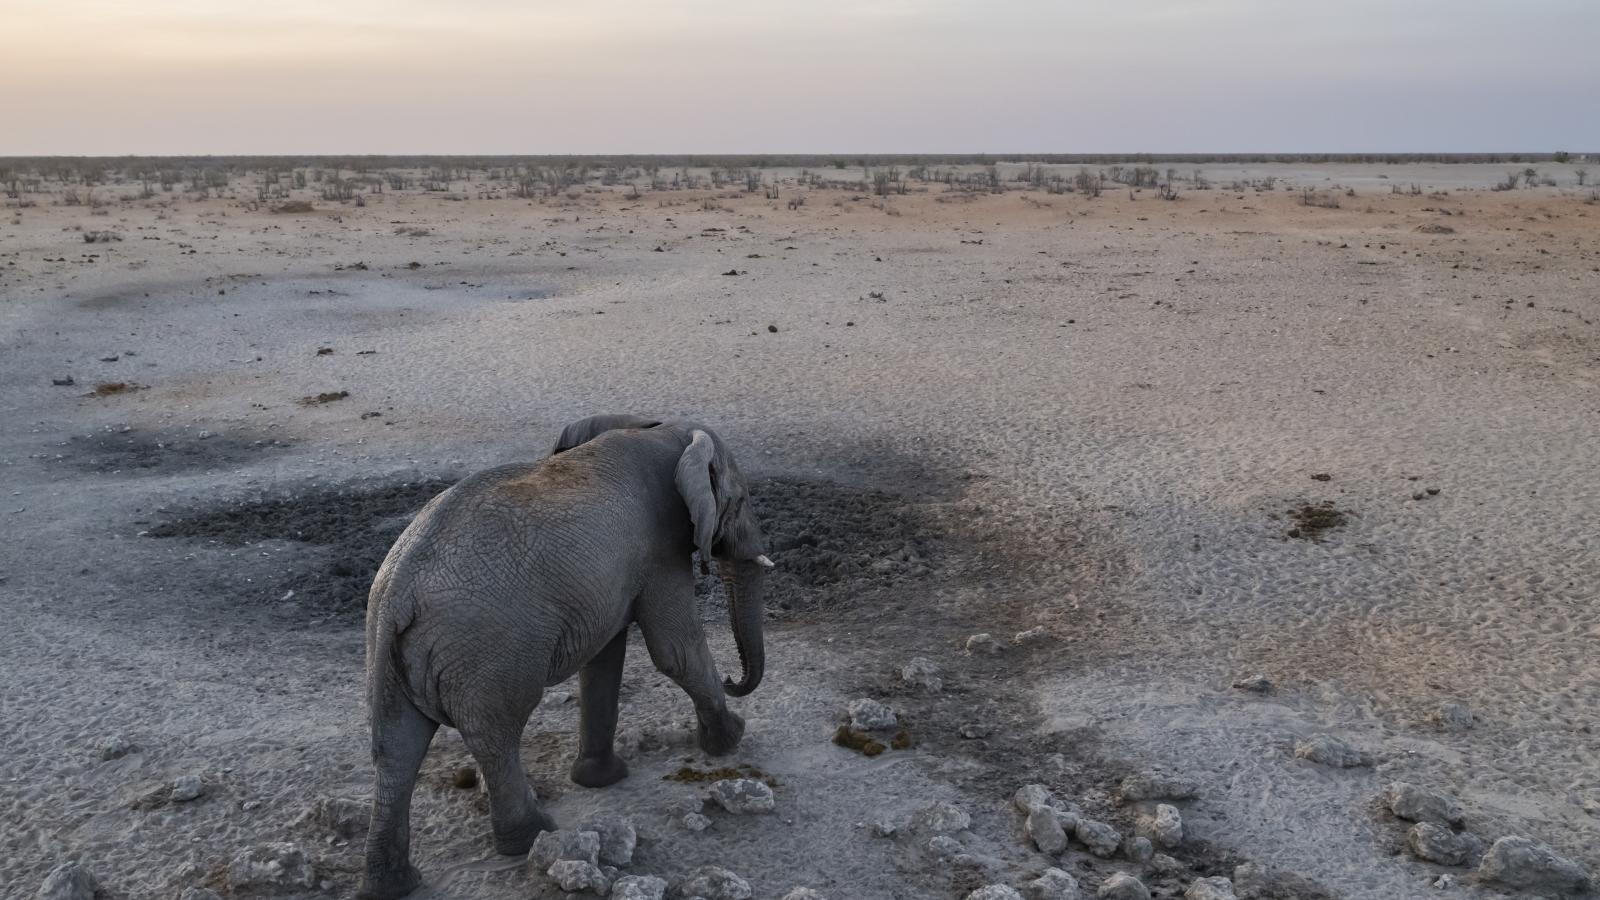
<box><xmin>457</xmin><ymin>692</ymin><xmax>556</xmax><ymax>855</ymax></box>
<box><xmin>571</xmin><ymin>627</ymin><xmax>630</xmax><ymax>788</ymax></box>
<box><xmin>360</xmin><ymin>693</ymin><xmax>437</xmax><ymax>900</ymax></box>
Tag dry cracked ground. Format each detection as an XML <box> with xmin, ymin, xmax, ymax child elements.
<box><xmin>2</xmin><ymin>164</ymin><xmax>1598</xmax><ymax>900</ymax></box>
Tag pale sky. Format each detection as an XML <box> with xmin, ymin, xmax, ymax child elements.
<box><xmin>4</xmin><ymin>0</ymin><xmax>1597</xmax><ymax>155</ymax></box>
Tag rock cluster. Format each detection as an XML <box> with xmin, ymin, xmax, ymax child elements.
<box><xmin>529</xmin><ymin>819</ymin><xmax>651</xmax><ymax>896</ymax></box>
<box><xmin>846</xmin><ymin>698</ymin><xmax>898</xmax><ymax>731</ymax></box>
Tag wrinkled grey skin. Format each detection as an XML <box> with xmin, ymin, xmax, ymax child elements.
<box><xmin>358</xmin><ymin>415</ymin><xmax>769</xmax><ymax>900</ymax></box>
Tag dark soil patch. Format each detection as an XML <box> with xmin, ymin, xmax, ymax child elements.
<box><xmin>88</xmin><ymin>381</ymin><xmax>143</xmax><ymax>396</ymax></box>
<box><xmin>63</xmin><ymin>428</ymin><xmax>292</xmax><ymax>475</ymax></box>
<box><xmin>299</xmin><ymin>390</ymin><xmax>350</xmax><ymax>405</ymax></box>
<box><xmin>1287</xmin><ymin>501</ymin><xmax>1347</xmax><ymax>540</ymax></box>
<box><xmin>146</xmin><ymin>478</ymin><xmax>454</xmax><ymax>609</ymax></box>
<box><xmin>703</xmin><ymin>476</ymin><xmax>941</xmax><ymax>615</ymax></box>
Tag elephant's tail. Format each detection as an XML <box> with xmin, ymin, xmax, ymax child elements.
<box><xmin>365</xmin><ymin>581</ymin><xmax>445</xmax><ymax>731</ymax></box>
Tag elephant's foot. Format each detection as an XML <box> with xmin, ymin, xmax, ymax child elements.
<box><xmin>697</xmin><ymin>710</ymin><xmax>745</xmax><ymax>756</ymax></box>
<box><xmin>570</xmin><ymin>752</ymin><xmax>629</xmax><ymax>788</ymax></box>
<box><xmin>492</xmin><ymin>808</ymin><xmax>556</xmax><ymax>856</ymax></box>
<box><xmin>357</xmin><ymin>863</ymin><xmax>422</xmax><ymax>900</ymax></box>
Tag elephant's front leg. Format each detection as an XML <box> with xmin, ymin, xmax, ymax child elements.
<box><xmin>637</xmin><ymin>579</ymin><xmax>744</xmax><ymax>755</ymax></box>
<box><xmin>570</xmin><ymin>628</ymin><xmax>630</xmax><ymax>787</ymax></box>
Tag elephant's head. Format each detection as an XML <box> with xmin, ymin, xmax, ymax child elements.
<box><xmin>551</xmin><ymin>414</ymin><xmax>772</xmax><ymax>697</ymax></box>
<box><xmin>672</xmin><ymin>424</ymin><xmax>771</xmax><ymax>696</ymax></box>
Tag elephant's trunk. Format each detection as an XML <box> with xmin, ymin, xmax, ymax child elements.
<box><xmin>720</xmin><ymin>560</ymin><xmax>767</xmax><ymax>697</ymax></box>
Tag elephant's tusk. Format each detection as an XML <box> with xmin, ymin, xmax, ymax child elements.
<box><xmin>755</xmin><ymin>554</ymin><xmax>775</xmax><ymax>568</ymax></box>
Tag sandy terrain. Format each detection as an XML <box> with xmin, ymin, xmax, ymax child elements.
<box><xmin>2</xmin><ymin>163</ymin><xmax>1598</xmax><ymax>900</ymax></box>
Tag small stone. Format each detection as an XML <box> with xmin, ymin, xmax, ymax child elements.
<box><xmin>1476</xmin><ymin>836</ymin><xmax>1589</xmax><ymax>892</ymax></box>
<box><xmin>1027</xmin><ymin>867</ymin><xmax>1082</xmax><ymax>900</ymax></box>
<box><xmin>846</xmin><ymin>698</ymin><xmax>898</xmax><ymax>731</ymax></box>
<box><xmin>1430</xmin><ymin>703</ymin><xmax>1473</xmax><ymax>732</ymax></box>
<box><xmin>1151</xmin><ymin>855</ymin><xmax>1185</xmax><ymax>876</ymax></box>
<box><xmin>1074</xmin><ymin>818</ymin><xmax>1122</xmax><ymax>858</ymax></box>
<box><xmin>1122</xmin><ymin>836</ymin><xmax>1154</xmax><ymax>863</ymax></box>
<box><xmin>780</xmin><ymin>890</ymin><xmax>827</xmax><ymax>900</ymax></box>
<box><xmin>1013</xmin><ymin>626</ymin><xmax>1050</xmax><ymax>645</ymax></box>
<box><xmin>911</xmin><ymin>800</ymin><xmax>972</xmax><ymax>834</ymax></box>
<box><xmin>1097</xmin><ymin>872</ymin><xmax>1150</xmax><ymax>900</ymax></box>
<box><xmin>612</xmin><ymin>876</ymin><xmax>669</xmax><ymax>900</ymax></box>
<box><xmin>1117</xmin><ymin>773</ymin><xmax>1198</xmax><ymax>803</ymax></box>
<box><xmin>966</xmin><ymin>633</ymin><xmax>1004</xmax><ymax>655</ymax></box>
<box><xmin>1027</xmin><ymin>806</ymin><xmax>1069</xmax><ymax>854</ymax></box>
<box><xmin>178</xmin><ymin>890</ymin><xmax>223</xmax><ymax>900</ymax></box>
<box><xmin>681</xmin><ymin>813</ymin><xmax>712</xmax><ymax>832</ymax></box>
<box><xmin>1137</xmin><ymin>804</ymin><xmax>1183</xmax><ymax>849</ymax></box>
<box><xmin>1384</xmin><ymin>783</ymin><xmax>1463</xmax><ymax>826</ymax></box>
<box><xmin>708</xmin><ymin>778</ymin><xmax>775</xmax><ymax>814</ymax></box>
<box><xmin>227</xmin><ymin>842</ymin><xmax>315</xmax><ymax>890</ymax></box>
<box><xmin>967</xmin><ymin>886</ymin><xmax>1024</xmax><ymax>900</ymax></box>
<box><xmin>960</xmin><ymin>723</ymin><xmax>993</xmax><ymax>739</ymax></box>
<box><xmin>548</xmin><ymin>859</ymin><xmax>610</xmax><ymax>894</ymax></box>
<box><xmin>94</xmin><ymin>735</ymin><xmax>134</xmax><ymax>760</ymax></box>
<box><xmin>1231</xmin><ymin>674</ymin><xmax>1272</xmax><ymax>693</ymax></box>
<box><xmin>1014</xmin><ymin>784</ymin><xmax>1062</xmax><ymax>815</ymax></box>
<box><xmin>1230</xmin><ymin>864</ymin><xmax>1268</xmax><ymax>898</ymax></box>
<box><xmin>1293</xmin><ymin>734</ymin><xmax>1371</xmax><ymax>768</ymax></box>
<box><xmin>673</xmin><ymin>865</ymin><xmax>752</xmax><ymax>900</ymax></box>
<box><xmin>580</xmin><ymin>815</ymin><xmax>638</xmax><ymax>866</ymax></box>
<box><xmin>530</xmin><ymin>829</ymin><xmax>600</xmax><ymax>868</ymax></box>
<box><xmin>1433</xmin><ymin>873</ymin><xmax>1454</xmax><ymax>889</ymax></box>
<box><xmin>869</xmin><ymin>817</ymin><xmax>898</xmax><ymax>837</ymax></box>
<box><xmin>1406</xmin><ymin>823</ymin><xmax>1483</xmax><ymax>866</ymax></box>
<box><xmin>302</xmin><ymin>796</ymin><xmax>368</xmax><ymax>839</ymax></box>
<box><xmin>170</xmin><ymin>774</ymin><xmax>204</xmax><ymax>802</ymax></box>
<box><xmin>900</xmin><ymin>657</ymin><xmax>943</xmax><ymax>691</ymax></box>
<box><xmin>38</xmin><ymin>862</ymin><xmax>97</xmax><ymax>900</ymax></box>
<box><xmin>1185</xmin><ymin>877</ymin><xmax>1237</xmax><ymax>900</ymax></box>
<box><xmin>926</xmin><ymin>835</ymin><xmax>967</xmax><ymax>861</ymax></box>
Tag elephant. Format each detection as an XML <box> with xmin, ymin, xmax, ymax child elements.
<box><xmin>358</xmin><ymin>415</ymin><xmax>772</xmax><ymax>900</ymax></box>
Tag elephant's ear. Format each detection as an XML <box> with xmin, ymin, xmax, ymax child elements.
<box><xmin>674</xmin><ymin>429</ymin><xmax>719</xmax><ymax>559</ymax></box>
<box><xmin>551</xmin><ymin>414</ymin><xmax>661</xmax><ymax>455</ymax></box>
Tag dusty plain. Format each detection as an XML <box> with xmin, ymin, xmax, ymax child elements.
<box><xmin>2</xmin><ymin>161</ymin><xmax>1598</xmax><ymax>900</ymax></box>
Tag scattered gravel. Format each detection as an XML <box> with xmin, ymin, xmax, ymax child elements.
<box><xmin>226</xmin><ymin>842</ymin><xmax>314</xmax><ymax>891</ymax></box>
